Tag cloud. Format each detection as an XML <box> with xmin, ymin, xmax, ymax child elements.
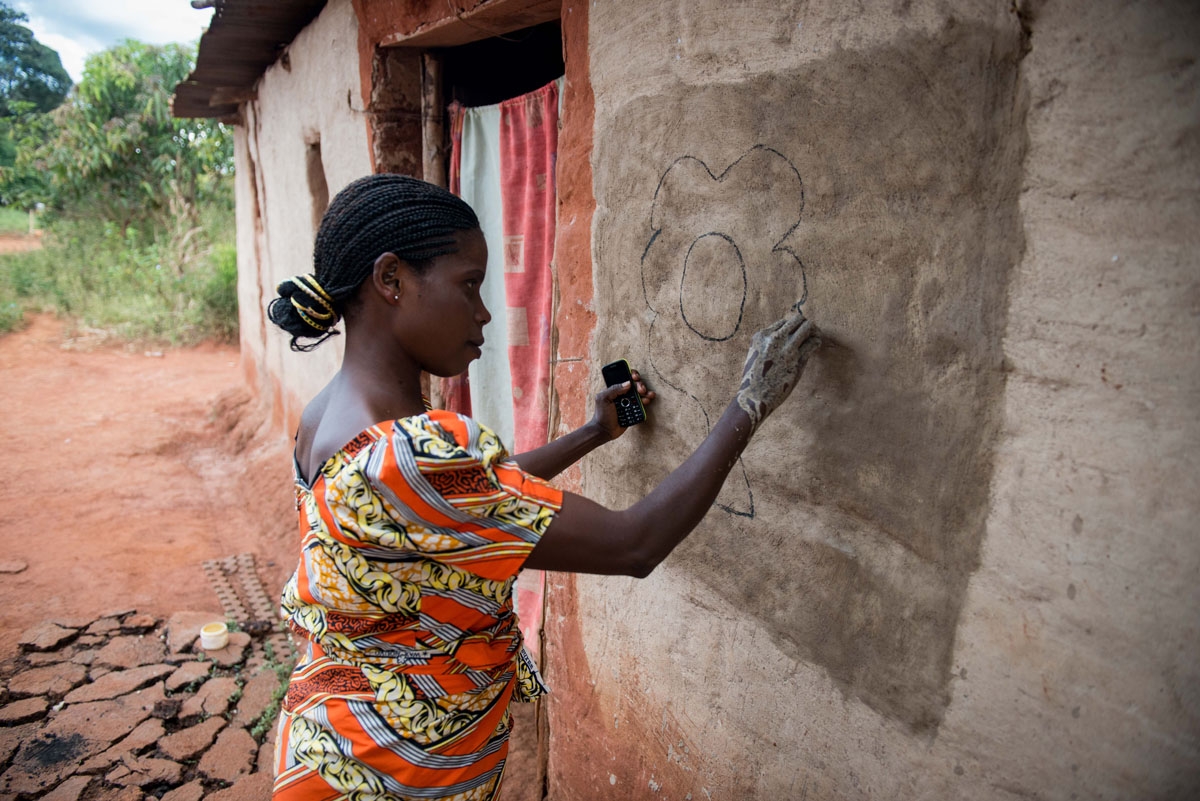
<box><xmin>11</xmin><ymin>0</ymin><xmax>213</xmax><ymax>82</ymax></box>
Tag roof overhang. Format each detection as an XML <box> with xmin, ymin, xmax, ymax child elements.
<box><xmin>172</xmin><ymin>0</ymin><xmax>327</xmax><ymax>120</ymax></box>
<box><xmin>173</xmin><ymin>0</ymin><xmax>563</xmax><ymax>121</ymax></box>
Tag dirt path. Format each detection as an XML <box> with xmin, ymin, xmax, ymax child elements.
<box><xmin>0</xmin><ymin>315</ymin><xmax>295</xmax><ymax>663</ymax></box>
<box><xmin>0</xmin><ymin>233</ymin><xmax>42</xmax><ymax>254</ymax></box>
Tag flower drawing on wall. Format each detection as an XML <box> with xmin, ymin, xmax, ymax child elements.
<box><xmin>641</xmin><ymin>144</ymin><xmax>808</xmax><ymax>517</ymax></box>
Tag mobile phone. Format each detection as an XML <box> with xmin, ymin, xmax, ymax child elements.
<box><xmin>601</xmin><ymin>359</ymin><xmax>647</xmax><ymax>427</ymax></box>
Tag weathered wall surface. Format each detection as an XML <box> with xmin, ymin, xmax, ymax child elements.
<box><xmin>544</xmin><ymin>1</ymin><xmax>1199</xmax><ymax>799</ymax></box>
<box><xmin>548</xmin><ymin>0</ymin><xmax>599</xmax><ymax>489</ymax></box>
<box><xmin>235</xmin><ymin>0</ymin><xmax>371</xmax><ymax>431</ymax></box>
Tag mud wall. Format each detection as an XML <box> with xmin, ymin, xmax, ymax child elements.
<box><xmin>543</xmin><ymin>1</ymin><xmax>1200</xmax><ymax>799</ymax></box>
<box><xmin>234</xmin><ymin>0</ymin><xmax>371</xmax><ymax>432</ymax></box>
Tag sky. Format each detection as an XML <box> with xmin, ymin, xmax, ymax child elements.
<box><xmin>11</xmin><ymin>0</ymin><xmax>214</xmax><ymax>84</ymax></box>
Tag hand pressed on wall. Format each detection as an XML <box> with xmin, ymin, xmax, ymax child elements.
<box><xmin>736</xmin><ymin>310</ymin><xmax>822</xmax><ymax>430</ymax></box>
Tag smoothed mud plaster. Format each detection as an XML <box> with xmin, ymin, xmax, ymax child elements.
<box><xmin>545</xmin><ymin>0</ymin><xmax>1200</xmax><ymax>798</ymax></box>
<box><xmin>590</xmin><ymin>19</ymin><xmax>1024</xmax><ymax>732</ymax></box>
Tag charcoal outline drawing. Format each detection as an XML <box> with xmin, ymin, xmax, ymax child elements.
<box><xmin>640</xmin><ymin>144</ymin><xmax>808</xmax><ymax>518</ymax></box>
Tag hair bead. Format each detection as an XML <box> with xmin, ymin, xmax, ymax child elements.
<box><xmin>296</xmin><ymin>274</ymin><xmax>335</xmax><ymax>308</ymax></box>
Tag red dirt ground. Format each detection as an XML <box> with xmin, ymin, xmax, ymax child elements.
<box><xmin>0</xmin><ymin>314</ymin><xmax>296</xmax><ymax>662</ymax></box>
<box><xmin>0</xmin><ymin>232</ymin><xmax>42</xmax><ymax>254</ymax></box>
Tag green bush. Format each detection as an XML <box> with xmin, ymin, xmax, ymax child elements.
<box><xmin>198</xmin><ymin>242</ymin><xmax>239</xmax><ymax>343</ymax></box>
<box><xmin>0</xmin><ymin>192</ymin><xmax>238</xmax><ymax>344</ymax></box>
<box><xmin>0</xmin><ymin>300</ymin><xmax>22</xmax><ymax>332</ymax></box>
<box><xmin>0</xmin><ymin>245</ymin><xmax>50</xmax><ymax>333</ymax></box>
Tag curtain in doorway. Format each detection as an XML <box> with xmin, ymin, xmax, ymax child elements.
<box><xmin>448</xmin><ymin>78</ymin><xmax>559</xmax><ymax>454</ymax></box>
<box><xmin>447</xmin><ymin>78</ymin><xmax>561</xmax><ymax>664</ymax></box>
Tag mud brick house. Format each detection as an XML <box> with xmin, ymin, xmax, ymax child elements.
<box><xmin>174</xmin><ymin>1</ymin><xmax>1199</xmax><ymax>798</ymax></box>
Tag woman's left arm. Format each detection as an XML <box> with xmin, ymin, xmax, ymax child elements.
<box><xmin>512</xmin><ymin>370</ymin><xmax>655</xmax><ymax>480</ymax></box>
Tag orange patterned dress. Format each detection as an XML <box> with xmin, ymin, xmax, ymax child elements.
<box><xmin>272</xmin><ymin>411</ymin><xmax>562</xmax><ymax>801</ymax></box>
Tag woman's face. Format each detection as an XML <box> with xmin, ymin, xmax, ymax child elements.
<box><xmin>395</xmin><ymin>228</ymin><xmax>492</xmax><ymax>377</ymax></box>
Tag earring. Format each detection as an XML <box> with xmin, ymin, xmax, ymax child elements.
<box><xmin>393</xmin><ymin>295</ymin><xmax>399</xmax><ymax>301</ymax></box>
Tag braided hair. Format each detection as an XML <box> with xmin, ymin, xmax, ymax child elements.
<box><xmin>268</xmin><ymin>174</ymin><xmax>481</xmax><ymax>352</ymax></box>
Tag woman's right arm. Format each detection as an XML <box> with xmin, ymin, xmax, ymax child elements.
<box><xmin>524</xmin><ymin>311</ymin><xmax>820</xmax><ymax>577</ymax></box>
<box><xmin>525</xmin><ymin>398</ymin><xmax>753</xmax><ymax>576</ymax></box>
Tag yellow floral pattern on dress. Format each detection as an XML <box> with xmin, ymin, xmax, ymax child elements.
<box><xmin>274</xmin><ymin>412</ymin><xmax>562</xmax><ymax>801</ymax></box>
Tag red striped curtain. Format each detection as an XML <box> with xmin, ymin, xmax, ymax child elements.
<box><xmin>497</xmin><ymin>80</ymin><xmax>558</xmax><ymax>454</ymax></box>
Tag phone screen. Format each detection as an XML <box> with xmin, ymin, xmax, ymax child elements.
<box><xmin>601</xmin><ymin>359</ymin><xmax>647</xmax><ymax>427</ymax></box>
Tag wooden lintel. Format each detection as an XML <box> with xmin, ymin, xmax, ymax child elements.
<box><xmin>378</xmin><ymin>0</ymin><xmax>561</xmax><ymax>49</ymax></box>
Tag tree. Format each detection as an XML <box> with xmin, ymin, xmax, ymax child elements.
<box><xmin>0</xmin><ymin>3</ymin><xmax>70</xmax><ymax>116</ymax></box>
<box><xmin>19</xmin><ymin>39</ymin><xmax>232</xmax><ymax>230</ymax></box>
<box><xmin>0</xmin><ymin>107</ymin><xmax>51</xmax><ymax>207</ymax></box>
<box><xmin>0</xmin><ymin>3</ymin><xmax>69</xmax><ymax>207</ymax></box>
<box><xmin>0</xmin><ymin>37</ymin><xmax>237</xmax><ymax>344</ymax></box>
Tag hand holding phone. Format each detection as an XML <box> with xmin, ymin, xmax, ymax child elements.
<box><xmin>601</xmin><ymin>359</ymin><xmax>648</xmax><ymax>427</ymax></box>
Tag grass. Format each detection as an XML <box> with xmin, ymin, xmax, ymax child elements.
<box><xmin>249</xmin><ymin>639</ymin><xmax>297</xmax><ymax>741</ymax></box>
<box><xmin>0</xmin><ymin>195</ymin><xmax>238</xmax><ymax>343</ymax></box>
<box><xmin>0</xmin><ymin>206</ymin><xmax>33</xmax><ymax>235</ymax></box>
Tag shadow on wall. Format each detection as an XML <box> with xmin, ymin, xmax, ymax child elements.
<box><xmin>594</xmin><ymin>20</ymin><xmax>1026</xmax><ymax>732</ymax></box>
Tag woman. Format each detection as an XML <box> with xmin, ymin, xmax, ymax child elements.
<box><xmin>267</xmin><ymin>174</ymin><xmax>819</xmax><ymax>801</ymax></box>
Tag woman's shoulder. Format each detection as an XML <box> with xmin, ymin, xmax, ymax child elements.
<box><xmin>395</xmin><ymin>410</ymin><xmax>510</xmax><ymax>466</ymax></box>
<box><xmin>304</xmin><ymin>410</ymin><xmax>507</xmax><ymax>480</ymax></box>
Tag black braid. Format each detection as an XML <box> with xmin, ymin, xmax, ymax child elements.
<box><xmin>267</xmin><ymin>174</ymin><xmax>481</xmax><ymax>352</ymax></box>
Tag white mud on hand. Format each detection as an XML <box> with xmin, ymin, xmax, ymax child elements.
<box><xmin>736</xmin><ymin>310</ymin><xmax>822</xmax><ymax>430</ymax></box>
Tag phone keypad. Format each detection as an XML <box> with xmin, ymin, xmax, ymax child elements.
<box><xmin>615</xmin><ymin>393</ymin><xmax>646</xmax><ymax>427</ymax></box>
